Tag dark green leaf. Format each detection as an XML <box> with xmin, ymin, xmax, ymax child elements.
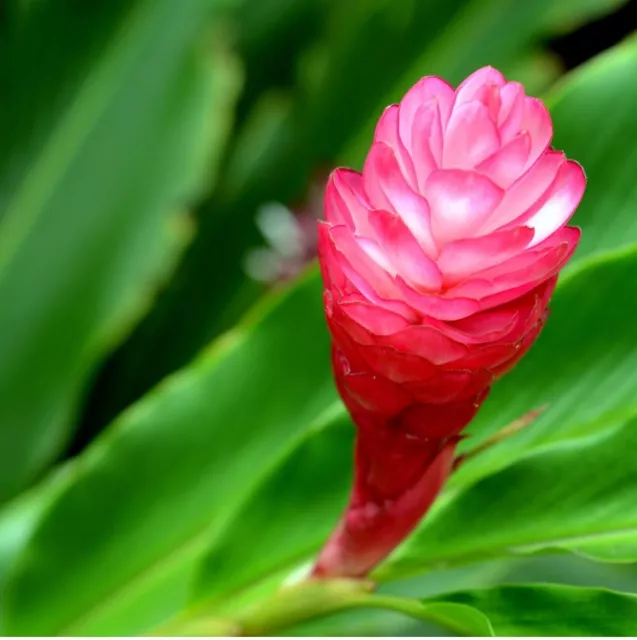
<box><xmin>434</xmin><ymin>584</ymin><xmax>637</xmax><ymax>636</ymax></box>
<box><xmin>0</xmin><ymin>0</ymin><xmax>240</xmax><ymax>502</ymax></box>
<box><xmin>0</xmin><ymin>271</ymin><xmax>337</xmax><ymax>636</ymax></box>
<box><xmin>550</xmin><ymin>36</ymin><xmax>637</xmax><ymax>263</ymax></box>
<box><xmin>380</xmin><ymin>413</ymin><xmax>637</xmax><ymax>579</ymax></box>
<box><xmin>452</xmin><ymin>248</ymin><xmax>637</xmax><ymax>489</ymax></box>
<box><xmin>194</xmin><ymin>405</ymin><xmax>353</xmax><ymax>605</ymax></box>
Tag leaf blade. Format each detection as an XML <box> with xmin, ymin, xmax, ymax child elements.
<box><xmin>0</xmin><ymin>0</ymin><xmax>240</xmax><ymax>502</ymax></box>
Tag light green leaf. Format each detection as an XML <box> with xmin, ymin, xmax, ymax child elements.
<box><xmin>283</xmin><ymin>598</ymin><xmax>492</xmax><ymax>638</ymax></box>
<box><xmin>431</xmin><ymin>584</ymin><xmax>637</xmax><ymax>636</ymax></box>
<box><xmin>378</xmin><ymin>600</ymin><xmax>495</xmax><ymax>637</ymax></box>
<box><xmin>452</xmin><ymin>248</ymin><xmax>637</xmax><ymax>490</ymax></box>
<box><xmin>204</xmin><ymin>581</ymin><xmax>637</xmax><ymax>637</ymax></box>
<box><xmin>179</xmin><ymin>408</ymin><xmax>349</xmax><ymax>617</ymax></box>
<box><xmin>0</xmin><ymin>270</ymin><xmax>337</xmax><ymax>636</ymax></box>
<box><xmin>0</xmin><ymin>469</ymin><xmax>70</xmax><ymax>631</ymax></box>
<box><xmin>568</xmin><ymin>533</ymin><xmax>637</xmax><ymax>564</ymax></box>
<box><xmin>194</xmin><ymin>404</ymin><xmax>353</xmax><ymax>606</ymax></box>
<box><xmin>380</xmin><ymin>413</ymin><xmax>637</xmax><ymax>580</ymax></box>
<box><xmin>0</xmin><ymin>0</ymin><xmax>240</xmax><ymax>503</ymax></box>
<box><xmin>550</xmin><ymin>36</ymin><xmax>637</xmax><ymax>263</ymax></box>
<box><xmin>168</xmin><ymin>579</ymin><xmax>494</xmax><ymax>637</ymax></box>
<box><xmin>0</xmin><ymin>470</ymin><xmax>69</xmax><ymax>586</ymax></box>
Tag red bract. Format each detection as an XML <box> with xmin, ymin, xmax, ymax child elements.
<box><xmin>313</xmin><ymin>67</ymin><xmax>585</xmax><ymax>578</ymax></box>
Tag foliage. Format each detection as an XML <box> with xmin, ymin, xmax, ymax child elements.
<box><xmin>1</xmin><ymin>0</ymin><xmax>637</xmax><ymax>635</ymax></box>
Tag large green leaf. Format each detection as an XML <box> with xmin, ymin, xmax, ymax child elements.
<box><xmin>0</xmin><ymin>271</ymin><xmax>337</xmax><ymax>636</ymax></box>
<box><xmin>0</xmin><ymin>0</ymin><xmax>241</xmax><ymax>503</ymax></box>
<box><xmin>166</xmin><ymin>578</ymin><xmax>495</xmax><ymax>637</ymax></box>
<box><xmin>287</xmin><ymin>556</ymin><xmax>637</xmax><ymax>636</ymax></box>
<box><xmin>380</xmin><ymin>413</ymin><xmax>637</xmax><ymax>580</ymax></box>
<box><xmin>192</xmin><ymin>405</ymin><xmax>353</xmax><ymax>609</ymax></box>
<box><xmin>169</xmin><ymin>580</ymin><xmax>637</xmax><ymax>636</ymax></box>
<box><xmin>0</xmin><ymin>470</ymin><xmax>71</xmax><ymax>631</ymax></box>
<box><xmin>451</xmin><ymin>248</ymin><xmax>637</xmax><ymax>490</ymax></box>
<box><xmin>549</xmin><ymin>35</ymin><xmax>637</xmax><ymax>263</ymax></box>
<box><xmin>567</xmin><ymin>533</ymin><xmax>637</xmax><ymax>564</ymax></box>
<box><xmin>432</xmin><ymin>584</ymin><xmax>637</xmax><ymax>636</ymax></box>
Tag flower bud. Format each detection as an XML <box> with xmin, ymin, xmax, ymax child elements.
<box><xmin>313</xmin><ymin>67</ymin><xmax>585</xmax><ymax>578</ymax></box>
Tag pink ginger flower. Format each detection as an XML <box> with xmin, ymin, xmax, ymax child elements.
<box><xmin>313</xmin><ymin>67</ymin><xmax>585</xmax><ymax>578</ymax></box>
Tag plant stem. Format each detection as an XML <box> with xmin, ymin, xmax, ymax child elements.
<box><xmin>235</xmin><ymin>578</ymin><xmax>375</xmax><ymax>636</ymax></box>
<box><xmin>148</xmin><ymin>579</ymin><xmax>374</xmax><ymax>637</ymax></box>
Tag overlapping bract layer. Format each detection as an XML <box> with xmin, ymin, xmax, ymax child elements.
<box><xmin>319</xmin><ymin>66</ymin><xmax>584</xmax><ymax>433</ymax></box>
<box><xmin>314</xmin><ymin>67</ymin><xmax>585</xmax><ymax>578</ymax></box>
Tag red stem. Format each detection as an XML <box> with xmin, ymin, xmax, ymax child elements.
<box><xmin>311</xmin><ymin>421</ymin><xmax>459</xmax><ymax>578</ymax></box>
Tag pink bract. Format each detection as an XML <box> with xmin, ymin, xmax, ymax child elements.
<box><xmin>314</xmin><ymin>66</ymin><xmax>585</xmax><ymax>579</ymax></box>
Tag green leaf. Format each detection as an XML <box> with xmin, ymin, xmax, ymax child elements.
<box><xmin>0</xmin><ymin>0</ymin><xmax>241</xmax><ymax>503</ymax></box>
<box><xmin>283</xmin><ymin>599</ymin><xmax>492</xmax><ymax>638</ymax></box>
<box><xmin>193</xmin><ymin>404</ymin><xmax>353</xmax><ymax>606</ymax></box>
<box><xmin>541</xmin><ymin>0</ymin><xmax>629</xmax><ymax>34</ymax></box>
<box><xmin>180</xmin><ymin>581</ymin><xmax>637</xmax><ymax>637</ymax></box>
<box><xmin>0</xmin><ymin>471</ymin><xmax>69</xmax><ymax>586</ymax></box>
<box><xmin>0</xmin><ymin>468</ymin><xmax>72</xmax><ymax>631</ymax></box>
<box><xmin>373</xmin><ymin>600</ymin><xmax>495</xmax><ymax>637</ymax></box>
<box><xmin>168</xmin><ymin>579</ymin><xmax>494</xmax><ymax>637</ymax></box>
<box><xmin>451</xmin><ymin>249</ymin><xmax>637</xmax><ymax>490</ymax></box>
<box><xmin>568</xmin><ymin>533</ymin><xmax>637</xmax><ymax>564</ymax></box>
<box><xmin>0</xmin><ymin>270</ymin><xmax>338</xmax><ymax>636</ymax></box>
<box><xmin>285</xmin><ymin>555</ymin><xmax>637</xmax><ymax>636</ymax></box>
<box><xmin>550</xmin><ymin>36</ymin><xmax>637</xmax><ymax>264</ymax></box>
<box><xmin>379</xmin><ymin>413</ymin><xmax>637</xmax><ymax>580</ymax></box>
<box><xmin>432</xmin><ymin>584</ymin><xmax>637</xmax><ymax>636</ymax></box>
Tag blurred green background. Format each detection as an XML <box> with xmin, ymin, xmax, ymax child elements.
<box><xmin>2</xmin><ymin>0</ymin><xmax>637</xmax><ymax>635</ymax></box>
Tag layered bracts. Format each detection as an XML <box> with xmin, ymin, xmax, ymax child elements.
<box><xmin>314</xmin><ymin>67</ymin><xmax>585</xmax><ymax>578</ymax></box>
